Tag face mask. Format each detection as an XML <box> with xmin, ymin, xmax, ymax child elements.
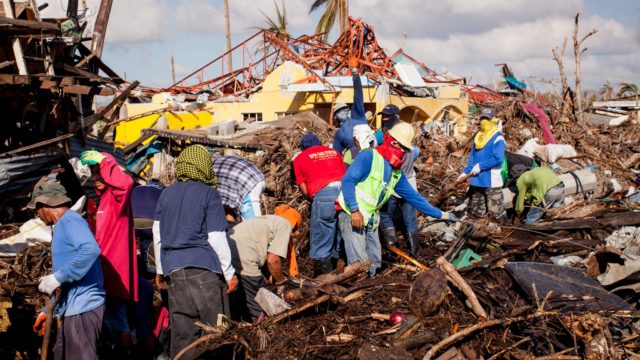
<box><xmin>480</xmin><ymin>119</ymin><xmax>495</xmax><ymax>133</ymax></box>
<box><xmin>376</xmin><ymin>134</ymin><xmax>406</xmax><ymax>169</ymax></box>
<box><xmin>334</xmin><ymin>109</ymin><xmax>350</xmax><ymax>125</ymax></box>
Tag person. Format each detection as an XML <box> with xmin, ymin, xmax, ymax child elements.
<box><xmin>332</xmin><ymin>61</ymin><xmax>367</xmax><ymax>154</ymax></box>
<box><xmin>293</xmin><ymin>133</ymin><xmax>346</xmax><ymax>276</ymax></box>
<box><xmin>80</xmin><ymin>150</ymin><xmax>137</xmax><ymax>351</ymax></box>
<box><xmin>131</xmin><ymin>183</ymin><xmax>163</xmax><ymax>277</ymax></box>
<box><xmin>227</xmin><ymin>205</ymin><xmax>302</xmax><ymax>322</ymax></box>
<box><xmin>29</xmin><ymin>179</ymin><xmax>105</xmax><ymax>360</ymax></box>
<box><xmin>456</xmin><ymin>108</ymin><xmax>507</xmax><ymax>222</ymax></box>
<box><xmin>343</xmin><ymin>124</ymin><xmax>376</xmax><ymax>167</ymax></box>
<box><xmin>152</xmin><ymin>144</ymin><xmax>238</xmax><ymax>358</ymax></box>
<box><xmin>513</xmin><ymin>165</ymin><xmax>565</xmax><ymax>224</ymax></box>
<box><xmin>212</xmin><ymin>155</ymin><xmax>266</xmax><ymax>220</ymax></box>
<box><xmin>374</xmin><ymin>104</ymin><xmax>400</xmax><ymax>145</ymax></box>
<box><xmin>338</xmin><ymin>122</ymin><xmax>457</xmax><ymax>276</ymax></box>
<box><xmin>379</xmin><ymin>143</ymin><xmax>421</xmax><ymax>257</ymax></box>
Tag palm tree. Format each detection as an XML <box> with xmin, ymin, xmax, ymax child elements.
<box><xmin>599</xmin><ymin>81</ymin><xmax>614</xmax><ymax>101</ymax></box>
<box><xmin>261</xmin><ymin>0</ymin><xmax>288</xmax><ymax>37</ymax></box>
<box><xmin>618</xmin><ymin>82</ymin><xmax>638</xmax><ymax>106</ymax></box>
<box><xmin>309</xmin><ymin>0</ymin><xmax>348</xmax><ymax>41</ymax></box>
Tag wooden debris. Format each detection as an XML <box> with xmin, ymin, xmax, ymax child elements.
<box><xmin>436</xmin><ymin>257</ymin><xmax>488</xmax><ymax>319</ymax></box>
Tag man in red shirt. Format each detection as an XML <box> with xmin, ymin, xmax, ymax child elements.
<box><xmin>293</xmin><ymin>134</ymin><xmax>346</xmax><ymax>276</ymax></box>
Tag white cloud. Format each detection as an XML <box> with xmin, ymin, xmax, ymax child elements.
<box><xmin>176</xmin><ymin>0</ymin><xmax>313</xmax><ymax>36</ymax></box>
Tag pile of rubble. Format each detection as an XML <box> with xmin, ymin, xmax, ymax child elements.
<box><xmin>165</xmin><ymin>102</ymin><xmax>640</xmax><ymax>359</ymax></box>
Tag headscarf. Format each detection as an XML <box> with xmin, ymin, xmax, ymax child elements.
<box><xmin>375</xmin><ymin>134</ymin><xmax>405</xmax><ymax>169</ymax></box>
<box><xmin>176</xmin><ymin>144</ymin><xmax>217</xmax><ymax>187</ymax></box>
<box><xmin>353</xmin><ymin>124</ymin><xmax>375</xmax><ymax>149</ymax></box>
<box><xmin>274</xmin><ymin>204</ymin><xmax>302</xmax><ymax>277</ymax></box>
<box><xmin>474</xmin><ymin>118</ymin><xmax>500</xmax><ymax>149</ymax></box>
<box><xmin>274</xmin><ymin>204</ymin><xmax>302</xmax><ymax>229</ymax></box>
<box><xmin>300</xmin><ymin>134</ymin><xmax>322</xmax><ymax>150</ymax></box>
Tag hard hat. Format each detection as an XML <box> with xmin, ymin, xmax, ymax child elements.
<box><xmin>387</xmin><ymin>122</ymin><xmax>415</xmax><ymax>149</ymax></box>
<box><xmin>334</xmin><ymin>102</ymin><xmax>348</xmax><ymax>112</ymax></box>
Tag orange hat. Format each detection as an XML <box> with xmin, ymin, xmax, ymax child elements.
<box><xmin>274</xmin><ymin>204</ymin><xmax>302</xmax><ymax>230</ymax></box>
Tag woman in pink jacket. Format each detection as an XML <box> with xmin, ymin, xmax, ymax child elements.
<box><xmin>81</xmin><ymin>150</ymin><xmax>138</xmax><ymax>354</ymax></box>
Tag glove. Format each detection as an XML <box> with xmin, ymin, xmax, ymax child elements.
<box><xmin>470</xmin><ymin>163</ymin><xmax>481</xmax><ymax>176</ymax></box>
<box><xmin>456</xmin><ymin>173</ymin><xmax>468</xmax><ymax>183</ymax></box>
<box><xmin>440</xmin><ymin>212</ymin><xmax>459</xmax><ymax>223</ymax></box>
<box><xmin>38</xmin><ymin>274</ymin><xmax>60</xmax><ymax>295</ymax></box>
<box><xmin>80</xmin><ymin>150</ymin><xmax>106</xmax><ymax>166</ymax></box>
<box><xmin>226</xmin><ymin>275</ymin><xmax>239</xmax><ymax>294</ymax></box>
<box><xmin>33</xmin><ymin>312</ymin><xmax>47</xmax><ymax>336</ymax></box>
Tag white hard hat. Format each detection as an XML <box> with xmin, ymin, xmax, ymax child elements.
<box><xmin>387</xmin><ymin>122</ymin><xmax>415</xmax><ymax>149</ymax></box>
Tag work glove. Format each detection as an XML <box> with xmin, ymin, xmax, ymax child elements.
<box><xmin>80</xmin><ymin>150</ymin><xmax>106</xmax><ymax>166</ymax></box>
<box><xmin>456</xmin><ymin>173</ymin><xmax>468</xmax><ymax>183</ymax></box>
<box><xmin>33</xmin><ymin>312</ymin><xmax>47</xmax><ymax>336</ymax></box>
<box><xmin>440</xmin><ymin>212</ymin><xmax>459</xmax><ymax>224</ymax></box>
<box><xmin>38</xmin><ymin>274</ymin><xmax>60</xmax><ymax>295</ymax></box>
<box><xmin>470</xmin><ymin>163</ymin><xmax>481</xmax><ymax>176</ymax></box>
<box><xmin>226</xmin><ymin>275</ymin><xmax>239</xmax><ymax>294</ymax></box>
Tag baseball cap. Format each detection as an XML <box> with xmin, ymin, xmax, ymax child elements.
<box><xmin>479</xmin><ymin>108</ymin><xmax>496</xmax><ymax>119</ymax></box>
<box><xmin>27</xmin><ymin>179</ymin><xmax>71</xmax><ymax>209</ymax></box>
<box><xmin>378</xmin><ymin>104</ymin><xmax>400</xmax><ymax>116</ymax></box>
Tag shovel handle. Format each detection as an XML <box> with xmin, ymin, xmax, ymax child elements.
<box><xmin>388</xmin><ymin>245</ymin><xmax>429</xmax><ymax>270</ymax></box>
<box><xmin>41</xmin><ymin>288</ymin><xmax>60</xmax><ymax>360</ymax></box>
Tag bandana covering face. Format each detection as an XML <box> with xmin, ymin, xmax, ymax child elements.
<box><xmin>375</xmin><ymin>134</ymin><xmax>405</xmax><ymax>169</ymax></box>
<box><xmin>176</xmin><ymin>144</ymin><xmax>217</xmax><ymax>187</ymax></box>
<box><xmin>474</xmin><ymin>118</ymin><xmax>499</xmax><ymax>149</ymax></box>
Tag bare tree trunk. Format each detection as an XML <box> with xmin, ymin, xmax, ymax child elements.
<box><xmin>224</xmin><ymin>0</ymin><xmax>232</xmax><ymax>73</ymax></box>
<box><xmin>572</xmin><ymin>13</ymin><xmax>597</xmax><ymax>124</ymax></box>
<box><xmin>552</xmin><ymin>38</ymin><xmax>568</xmax><ymax>94</ymax></box>
<box><xmin>339</xmin><ymin>0</ymin><xmax>349</xmax><ymax>34</ymax></box>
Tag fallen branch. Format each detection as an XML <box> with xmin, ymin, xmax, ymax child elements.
<box><xmin>422</xmin><ymin>311</ymin><xmax>558</xmax><ymax>360</ymax></box>
<box><xmin>284</xmin><ymin>261</ymin><xmax>370</xmax><ymax>301</ymax></box>
<box><xmin>487</xmin><ymin>336</ymin><xmax>531</xmax><ymax>360</ymax></box>
<box><xmin>267</xmin><ymin>294</ymin><xmax>331</xmax><ymax>324</ymax></box>
<box><xmin>173</xmin><ymin>333</ymin><xmax>224</xmax><ymax>360</ymax></box>
<box><xmin>436</xmin><ymin>256</ymin><xmax>487</xmax><ymax>319</ymax></box>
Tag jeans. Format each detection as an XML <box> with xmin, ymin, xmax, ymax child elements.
<box><xmin>240</xmin><ymin>180</ymin><xmax>265</xmax><ymax>220</ymax></box>
<box><xmin>231</xmin><ymin>275</ymin><xmax>267</xmax><ymax>323</ymax></box>
<box><xmin>310</xmin><ymin>184</ymin><xmax>341</xmax><ymax>261</ymax></box>
<box><xmin>338</xmin><ymin>211</ymin><xmax>381</xmax><ymax>276</ymax></box>
<box><xmin>380</xmin><ymin>196</ymin><xmax>418</xmax><ymax>233</ymax></box>
<box><xmin>167</xmin><ymin>268</ymin><xmax>229</xmax><ymax>358</ymax></box>
<box><xmin>525</xmin><ymin>183</ymin><xmax>565</xmax><ymax>224</ymax></box>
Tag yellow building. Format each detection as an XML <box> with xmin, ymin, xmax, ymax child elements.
<box><xmin>115</xmin><ymin>61</ymin><xmax>468</xmax><ymax>147</ymax></box>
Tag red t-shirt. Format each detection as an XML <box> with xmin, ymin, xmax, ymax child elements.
<box><xmin>294</xmin><ymin>145</ymin><xmax>346</xmax><ymax>199</ymax></box>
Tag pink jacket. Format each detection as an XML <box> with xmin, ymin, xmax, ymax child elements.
<box><xmin>94</xmin><ymin>153</ymin><xmax>138</xmax><ymax>301</ymax></box>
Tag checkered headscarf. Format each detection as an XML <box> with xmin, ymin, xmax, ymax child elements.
<box><xmin>176</xmin><ymin>144</ymin><xmax>217</xmax><ymax>187</ymax></box>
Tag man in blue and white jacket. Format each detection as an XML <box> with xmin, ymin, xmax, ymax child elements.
<box><xmin>457</xmin><ymin>108</ymin><xmax>507</xmax><ymax>221</ymax></box>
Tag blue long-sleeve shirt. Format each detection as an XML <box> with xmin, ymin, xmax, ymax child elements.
<box><xmin>52</xmin><ymin>211</ymin><xmax>105</xmax><ymax>317</ymax></box>
<box><xmin>463</xmin><ymin>132</ymin><xmax>505</xmax><ymax>188</ymax></box>
<box><xmin>332</xmin><ymin>74</ymin><xmax>368</xmax><ymax>153</ymax></box>
<box><xmin>341</xmin><ymin>150</ymin><xmax>442</xmax><ymax>219</ymax></box>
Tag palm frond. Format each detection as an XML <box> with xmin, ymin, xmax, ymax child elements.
<box><xmin>309</xmin><ymin>0</ymin><xmax>329</xmax><ymax>14</ymax></box>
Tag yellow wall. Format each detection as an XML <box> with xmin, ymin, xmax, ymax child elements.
<box><xmin>117</xmin><ymin>61</ymin><xmax>469</xmax><ymax>146</ymax></box>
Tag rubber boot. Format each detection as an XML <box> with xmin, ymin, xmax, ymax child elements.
<box><xmin>407</xmin><ymin>232</ymin><xmax>420</xmax><ymax>258</ymax></box>
<box><xmin>313</xmin><ymin>258</ymin><xmax>334</xmax><ymax>278</ymax></box>
<box><xmin>380</xmin><ymin>227</ymin><xmax>397</xmax><ymax>248</ymax></box>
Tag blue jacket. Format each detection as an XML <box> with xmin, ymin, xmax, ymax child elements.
<box><xmin>463</xmin><ymin>132</ymin><xmax>505</xmax><ymax>188</ymax></box>
<box><xmin>341</xmin><ymin>150</ymin><xmax>442</xmax><ymax>220</ymax></box>
<box><xmin>52</xmin><ymin>211</ymin><xmax>105</xmax><ymax>317</ymax></box>
<box><xmin>332</xmin><ymin>74</ymin><xmax>367</xmax><ymax>154</ymax></box>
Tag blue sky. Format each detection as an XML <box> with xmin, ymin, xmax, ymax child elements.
<box><xmin>42</xmin><ymin>0</ymin><xmax>639</xmax><ymax>92</ymax></box>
